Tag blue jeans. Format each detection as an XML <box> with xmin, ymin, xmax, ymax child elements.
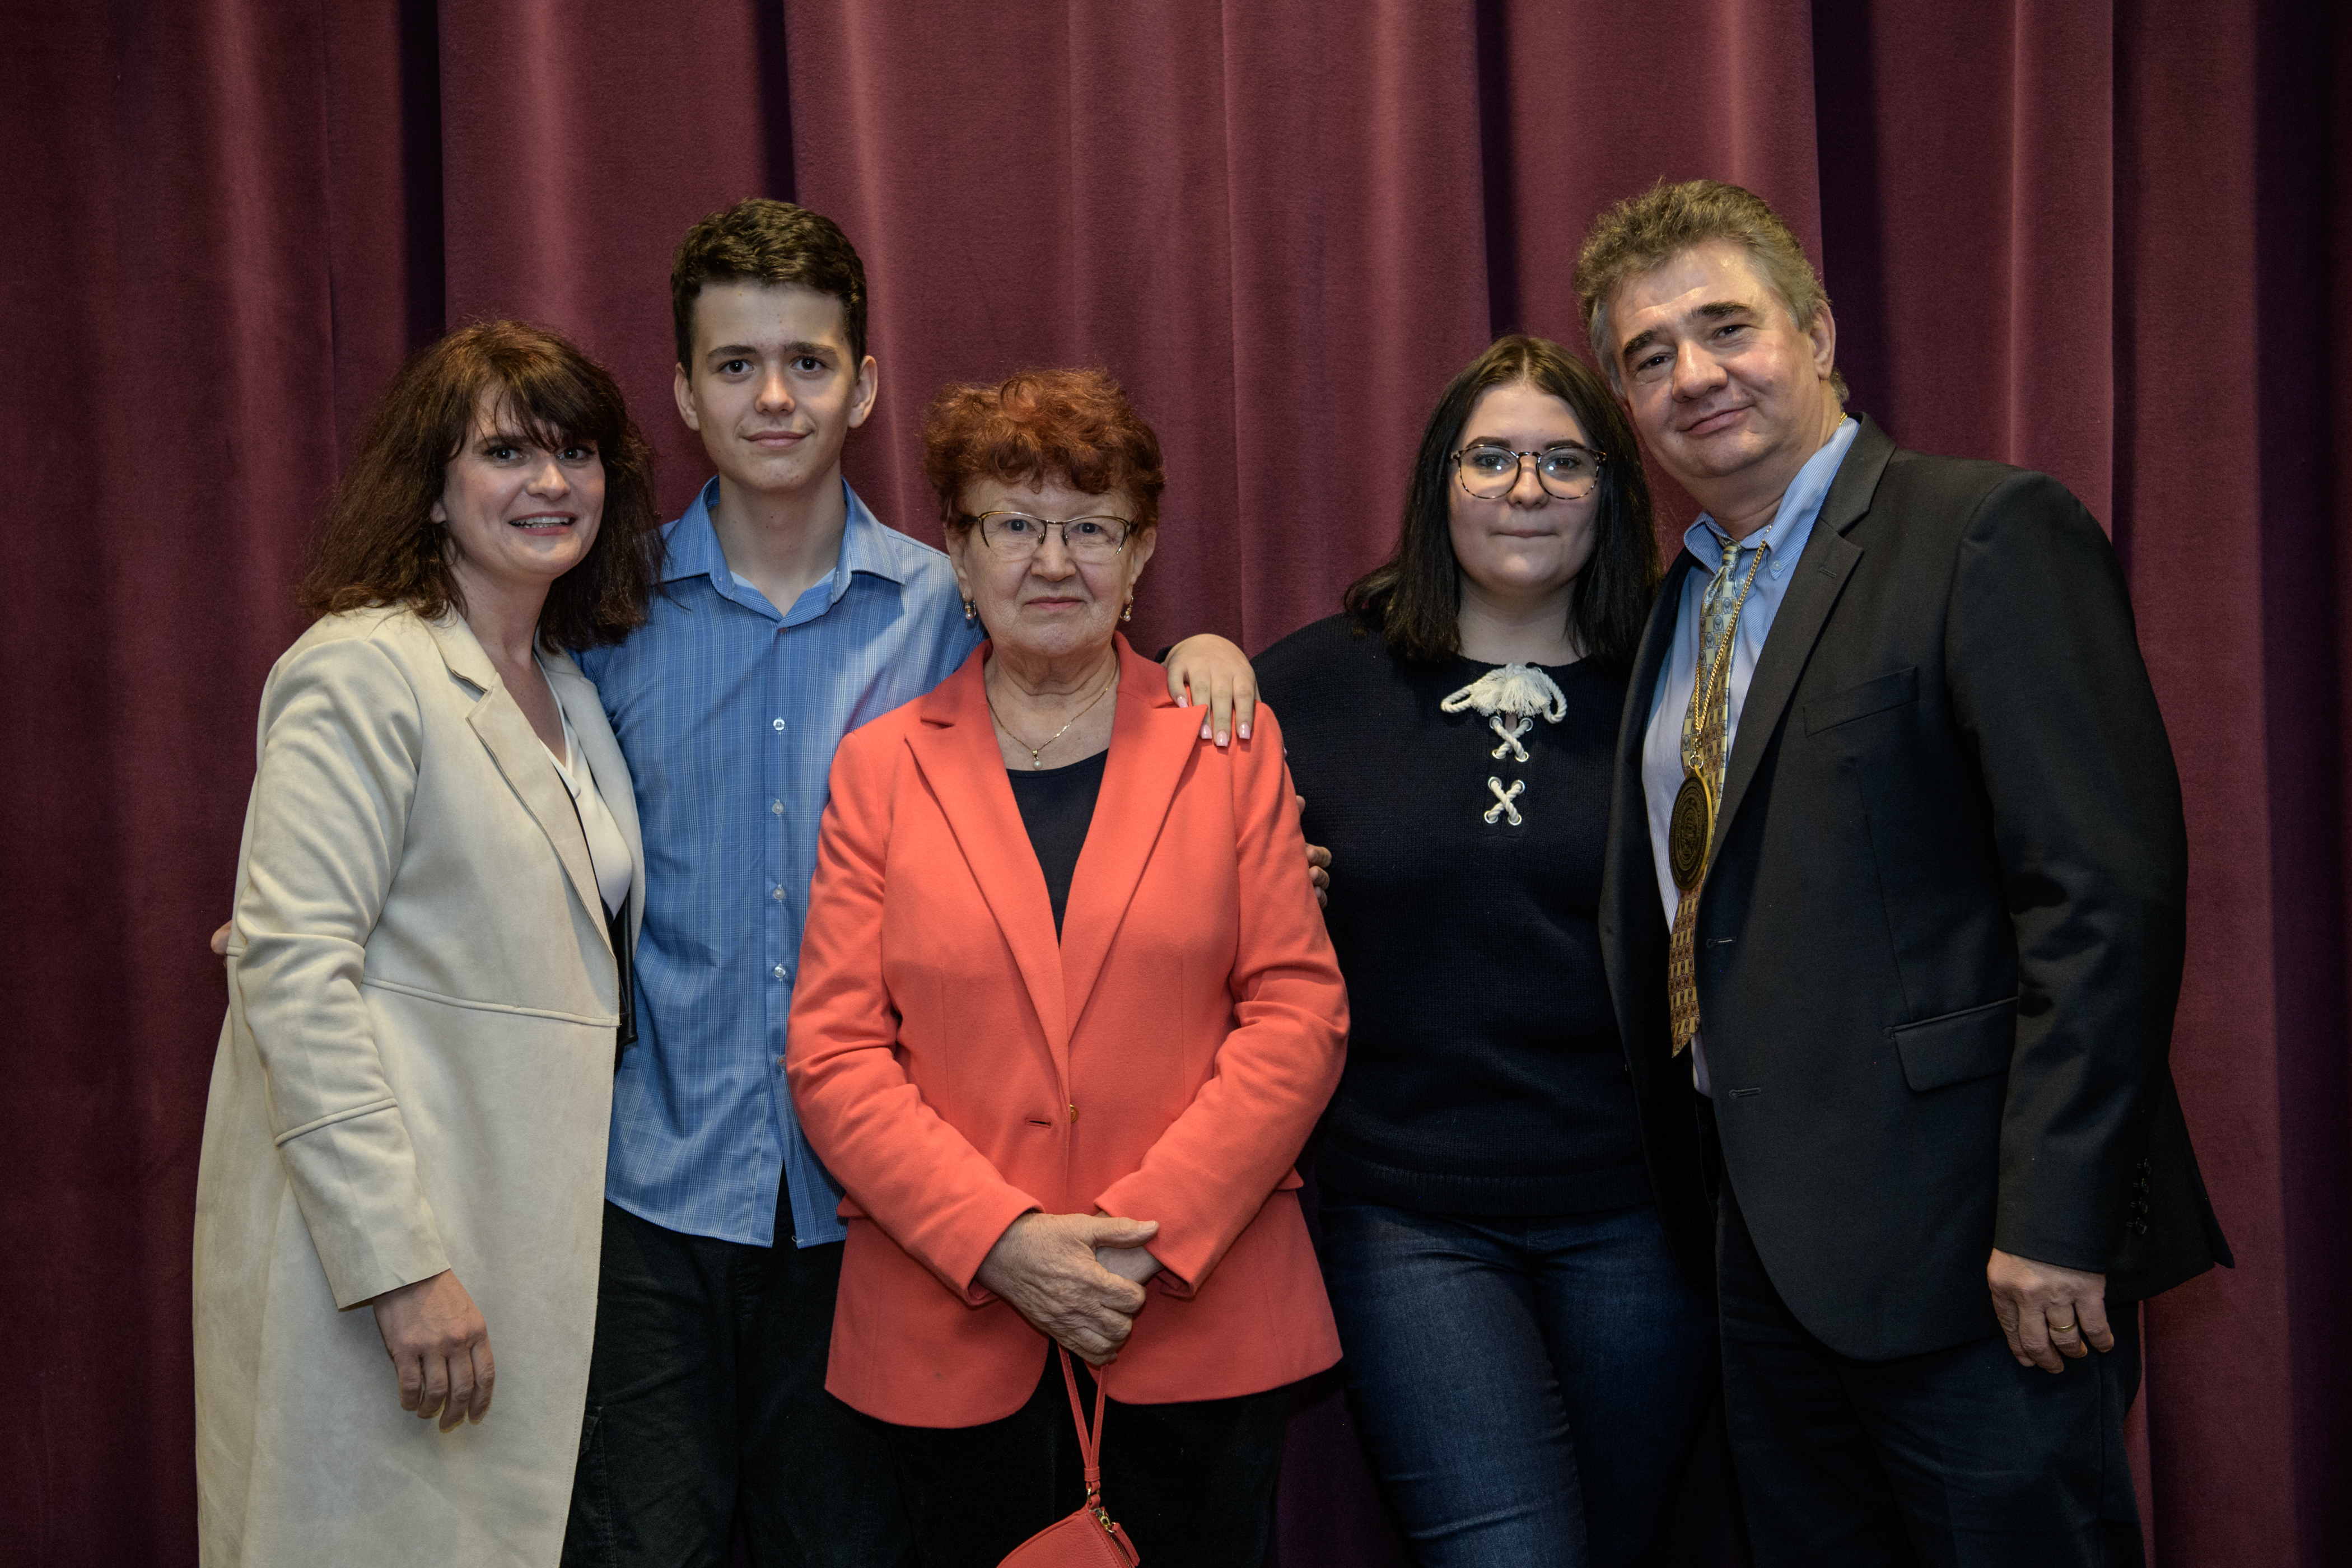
<box><xmin>1318</xmin><ymin>1202</ymin><xmax>1717</xmax><ymax>1568</ymax></box>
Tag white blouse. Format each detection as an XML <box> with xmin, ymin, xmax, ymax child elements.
<box><xmin>539</xmin><ymin>660</ymin><xmax>634</xmax><ymax>917</ymax></box>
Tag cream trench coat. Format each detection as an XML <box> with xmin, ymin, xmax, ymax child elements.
<box><xmin>193</xmin><ymin>606</ymin><xmax>642</xmax><ymax>1567</ymax></box>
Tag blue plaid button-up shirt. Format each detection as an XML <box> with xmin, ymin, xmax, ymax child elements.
<box><xmin>579</xmin><ymin>478</ymin><xmax>982</xmax><ymax>1247</ymax></box>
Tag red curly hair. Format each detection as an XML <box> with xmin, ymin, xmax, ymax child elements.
<box><xmin>921</xmin><ymin>368</ymin><xmax>1166</xmax><ymax>533</ymax></box>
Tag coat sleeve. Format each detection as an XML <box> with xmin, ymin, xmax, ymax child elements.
<box><xmin>1091</xmin><ymin>704</ymin><xmax>1350</xmax><ymax>1294</ymax></box>
<box><xmin>785</xmin><ymin>730</ymin><xmax>1043</xmax><ymax>1304</ymax></box>
<box><xmin>1944</xmin><ymin>472</ymin><xmax>2189</xmax><ymax>1272</ymax></box>
<box><xmin>230</xmin><ymin>633</ymin><xmax>451</xmax><ymax>1308</ymax></box>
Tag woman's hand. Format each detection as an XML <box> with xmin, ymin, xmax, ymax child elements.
<box><xmin>1164</xmin><ymin>634</ymin><xmax>1257</xmax><ymax>748</ymax></box>
<box><xmin>1093</xmin><ymin>1210</ymin><xmax>1166</xmax><ymax>1287</ymax></box>
<box><xmin>209</xmin><ymin>921</ymin><xmax>232</xmax><ymax>958</ymax></box>
<box><xmin>976</xmin><ymin>1212</ymin><xmax>1158</xmax><ymax>1366</ymax></box>
<box><xmin>371</xmin><ymin>1270</ymin><xmax>494</xmax><ymax>1431</ymax></box>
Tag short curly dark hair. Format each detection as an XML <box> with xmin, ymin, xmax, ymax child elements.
<box><xmin>921</xmin><ymin>368</ymin><xmax>1166</xmax><ymax>535</ymax></box>
<box><xmin>671</xmin><ymin>199</ymin><xmax>869</xmax><ymax>370</ymax></box>
<box><xmin>293</xmin><ymin>320</ymin><xmax>660</xmax><ymax>651</ymax></box>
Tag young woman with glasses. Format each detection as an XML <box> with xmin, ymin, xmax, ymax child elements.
<box><xmin>1254</xmin><ymin>335</ymin><xmax>1716</xmax><ymax>1568</ymax></box>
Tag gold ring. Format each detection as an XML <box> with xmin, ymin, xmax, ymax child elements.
<box><xmin>2050</xmin><ymin>1320</ymin><xmax>2078</xmax><ymax>1334</ymax></box>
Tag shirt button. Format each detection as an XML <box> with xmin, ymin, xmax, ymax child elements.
<box><xmin>772</xmin><ymin>800</ymin><xmax>784</xmax><ymax>815</ymax></box>
<box><xmin>773</xmin><ymin>965</ymin><xmax>787</xmax><ymax>980</ymax></box>
<box><xmin>772</xmin><ymin>718</ymin><xmax>787</xmax><ymax>731</ymax></box>
<box><xmin>772</xmin><ymin>886</ymin><xmax>785</xmax><ymax>901</ymax></box>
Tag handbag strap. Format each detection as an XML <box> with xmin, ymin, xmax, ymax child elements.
<box><xmin>1056</xmin><ymin>1347</ymin><xmax>1108</xmax><ymax>1496</ymax></box>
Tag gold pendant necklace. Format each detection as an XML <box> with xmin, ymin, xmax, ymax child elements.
<box><xmin>986</xmin><ymin>654</ymin><xmax>1119</xmax><ymax>769</ymax></box>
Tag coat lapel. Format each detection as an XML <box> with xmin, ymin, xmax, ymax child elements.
<box><xmin>544</xmin><ymin>648</ymin><xmax>646</xmax><ymax>947</ymax></box>
<box><xmin>1710</xmin><ymin>418</ymin><xmax>1891</xmax><ymax>865</ymax></box>
<box><xmin>421</xmin><ymin>615</ymin><xmax>606</xmax><ymax>931</ymax></box>
<box><xmin>905</xmin><ymin>655</ymin><xmax>1072</xmax><ymax>1066</ymax></box>
<box><xmin>1057</xmin><ymin>640</ymin><xmax>1193</xmax><ymax>1033</ymax></box>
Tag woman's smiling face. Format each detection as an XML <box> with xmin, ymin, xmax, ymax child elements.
<box><xmin>432</xmin><ymin>387</ymin><xmax>605</xmax><ymax>599</ymax></box>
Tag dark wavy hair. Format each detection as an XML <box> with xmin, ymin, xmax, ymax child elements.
<box><xmin>294</xmin><ymin>321</ymin><xmax>660</xmax><ymax>651</ymax></box>
<box><xmin>922</xmin><ymin>367</ymin><xmax>1166</xmax><ymax>534</ymax></box>
<box><xmin>1345</xmin><ymin>335</ymin><xmax>1659</xmax><ymax>666</ymax></box>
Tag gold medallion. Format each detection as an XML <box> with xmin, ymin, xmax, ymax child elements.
<box><xmin>1669</xmin><ymin>771</ymin><xmax>1713</xmax><ymax>891</ymax></box>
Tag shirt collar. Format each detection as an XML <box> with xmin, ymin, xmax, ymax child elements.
<box><xmin>659</xmin><ymin>476</ymin><xmax>912</xmax><ymax>604</ymax></box>
<box><xmin>1682</xmin><ymin>415</ymin><xmax>1860</xmax><ymax>579</ymax></box>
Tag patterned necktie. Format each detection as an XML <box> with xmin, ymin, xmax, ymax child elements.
<box><xmin>1667</xmin><ymin>540</ymin><xmax>1767</xmax><ymax>1053</ymax></box>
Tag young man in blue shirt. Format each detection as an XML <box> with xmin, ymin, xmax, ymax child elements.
<box><xmin>563</xmin><ymin>200</ymin><xmax>1269</xmax><ymax>1567</ymax></box>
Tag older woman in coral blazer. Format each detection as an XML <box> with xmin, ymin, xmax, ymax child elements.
<box><xmin>787</xmin><ymin>369</ymin><xmax>1346</xmax><ymax>1568</ymax></box>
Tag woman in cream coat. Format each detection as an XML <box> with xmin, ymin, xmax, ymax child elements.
<box><xmin>194</xmin><ymin>323</ymin><xmax>659</xmax><ymax>1567</ymax></box>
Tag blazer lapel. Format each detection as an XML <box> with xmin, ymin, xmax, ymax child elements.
<box><xmin>545</xmin><ymin>649</ymin><xmax>646</xmax><ymax>947</ymax></box>
<box><xmin>1711</xmin><ymin>419</ymin><xmax>1891</xmax><ymax>864</ymax></box>
<box><xmin>421</xmin><ymin>615</ymin><xmax>606</xmax><ymax>930</ymax></box>
<box><xmin>905</xmin><ymin>657</ymin><xmax>1072</xmax><ymax>1066</ymax></box>
<box><xmin>1057</xmin><ymin>640</ymin><xmax>1192</xmax><ymax>1032</ymax></box>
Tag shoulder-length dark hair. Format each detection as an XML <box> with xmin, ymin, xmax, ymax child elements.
<box><xmin>1345</xmin><ymin>334</ymin><xmax>1659</xmax><ymax>666</ymax></box>
<box><xmin>295</xmin><ymin>320</ymin><xmax>660</xmax><ymax>651</ymax></box>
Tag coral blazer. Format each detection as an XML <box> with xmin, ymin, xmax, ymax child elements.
<box><xmin>787</xmin><ymin>637</ymin><xmax>1348</xmax><ymax>1427</ymax></box>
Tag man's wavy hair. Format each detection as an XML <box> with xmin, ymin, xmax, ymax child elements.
<box><xmin>672</xmin><ymin>199</ymin><xmax>869</xmax><ymax>369</ymax></box>
<box><xmin>1574</xmin><ymin>178</ymin><xmax>1848</xmax><ymax>403</ymax></box>
<box><xmin>922</xmin><ymin>368</ymin><xmax>1167</xmax><ymax>535</ymax></box>
<box><xmin>294</xmin><ymin>320</ymin><xmax>660</xmax><ymax>651</ymax></box>
<box><xmin>1345</xmin><ymin>335</ymin><xmax>1659</xmax><ymax>668</ymax></box>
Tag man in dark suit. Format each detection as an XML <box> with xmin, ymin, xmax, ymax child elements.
<box><xmin>1576</xmin><ymin>179</ymin><xmax>2229</xmax><ymax>1565</ymax></box>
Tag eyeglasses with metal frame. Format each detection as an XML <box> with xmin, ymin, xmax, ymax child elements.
<box><xmin>964</xmin><ymin>510</ymin><xmax>1136</xmax><ymax>563</ymax></box>
<box><xmin>1452</xmin><ymin>443</ymin><xmax>1606</xmax><ymax>501</ymax></box>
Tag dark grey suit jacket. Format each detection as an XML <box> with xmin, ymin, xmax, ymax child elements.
<box><xmin>1600</xmin><ymin>415</ymin><xmax>2230</xmax><ymax>1361</ymax></box>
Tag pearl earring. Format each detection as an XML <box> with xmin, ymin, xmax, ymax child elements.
<box><xmin>1120</xmin><ymin>601</ymin><xmax>1133</xmax><ymax>623</ymax></box>
<box><xmin>963</xmin><ymin>599</ymin><xmax>977</xmax><ymax>625</ymax></box>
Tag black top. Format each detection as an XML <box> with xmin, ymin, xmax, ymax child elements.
<box><xmin>1255</xmin><ymin>612</ymin><xmax>1648</xmax><ymax>1216</ymax></box>
<box><xmin>1006</xmin><ymin>749</ymin><xmax>1109</xmax><ymax>936</ymax></box>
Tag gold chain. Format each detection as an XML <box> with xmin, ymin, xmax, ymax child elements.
<box><xmin>985</xmin><ymin>652</ymin><xmax>1120</xmax><ymax>769</ymax></box>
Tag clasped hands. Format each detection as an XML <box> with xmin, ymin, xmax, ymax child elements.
<box><xmin>1988</xmin><ymin>1247</ymin><xmax>2113</xmax><ymax>1374</ymax></box>
<box><xmin>976</xmin><ymin>1211</ymin><xmax>1164</xmax><ymax>1366</ymax></box>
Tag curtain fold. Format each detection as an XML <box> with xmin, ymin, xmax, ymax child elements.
<box><xmin>1</xmin><ymin>2</ymin><xmax>2340</xmax><ymax>1562</ymax></box>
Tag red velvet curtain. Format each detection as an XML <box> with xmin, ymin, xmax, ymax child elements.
<box><xmin>2</xmin><ymin>3</ymin><xmax>2342</xmax><ymax>1563</ymax></box>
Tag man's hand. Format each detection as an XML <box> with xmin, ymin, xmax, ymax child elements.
<box><xmin>372</xmin><ymin>1270</ymin><xmax>495</xmax><ymax>1430</ymax></box>
<box><xmin>210</xmin><ymin>921</ymin><xmax>232</xmax><ymax>958</ymax></box>
<box><xmin>1163</xmin><ymin>634</ymin><xmax>1257</xmax><ymax>748</ymax></box>
<box><xmin>1305</xmin><ymin>834</ymin><xmax>1332</xmax><ymax>907</ymax></box>
<box><xmin>1988</xmin><ymin>1248</ymin><xmax>2112</xmax><ymax>1373</ymax></box>
<box><xmin>976</xmin><ymin>1213</ymin><xmax>1156</xmax><ymax>1366</ymax></box>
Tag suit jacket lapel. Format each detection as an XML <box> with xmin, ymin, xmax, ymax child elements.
<box><xmin>905</xmin><ymin>657</ymin><xmax>1072</xmax><ymax>1067</ymax></box>
<box><xmin>422</xmin><ymin>615</ymin><xmax>607</xmax><ymax>931</ymax></box>
<box><xmin>1058</xmin><ymin>640</ymin><xmax>1192</xmax><ymax>1033</ymax></box>
<box><xmin>1711</xmin><ymin>419</ymin><xmax>1891</xmax><ymax>862</ymax></box>
<box><xmin>545</xmin><ymin>649</ymin><xmax>647</xmax><ymax>947</ymax></box>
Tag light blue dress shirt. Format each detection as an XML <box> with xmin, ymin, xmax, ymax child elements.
<box><xmin>578</xmin><ymin>478</ymin><xmax>983</xmax><ymax>1247</ymax></box>
<box><xmin>1639</xmin><ymin>417</ymin><xmax>1860</xmax><ymax>1095</ymax></box>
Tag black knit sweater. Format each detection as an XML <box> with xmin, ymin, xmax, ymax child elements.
<box><xmin>1255</xmin><ymin>613</ymin><xmax>1649</xmax><ymax>1216</ymax></box>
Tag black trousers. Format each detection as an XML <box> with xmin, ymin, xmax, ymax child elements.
<box><xmin>1716</xmin><ymin>1174</ymin><xmax>2144</xmax><ymax>1568</ymax></box>
<box><xmin>882</xmin><ymin>1351</ymin><xmax>1291</xmax><ymax>1568</ymax></box>
<box><xmin>561</xmin><ymin>1194</ymin><xmax>912</xmax><ymax>1568</ymax></box>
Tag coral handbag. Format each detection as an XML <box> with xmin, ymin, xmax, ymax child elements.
<box><xmin>996</xmin><ymin>1348</ymin><xmax>1142</xmax><ymax>1567</ymax></box>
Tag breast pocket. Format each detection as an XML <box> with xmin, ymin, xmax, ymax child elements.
<box><xmin>1804</xmin><ymin>667</ymin><xmax>1920</xmax><ymax>734</ymax></box>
